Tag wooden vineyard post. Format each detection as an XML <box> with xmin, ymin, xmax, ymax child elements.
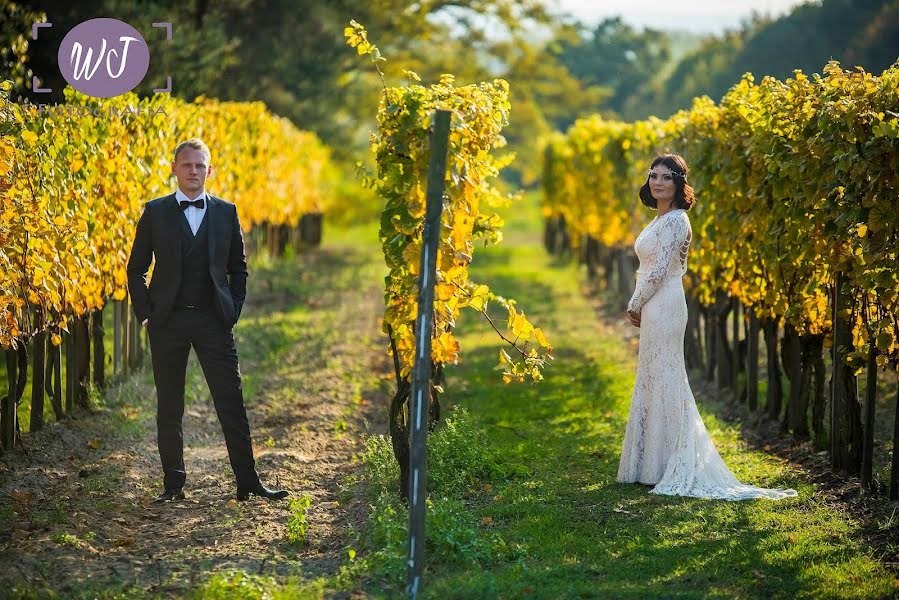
<box><xmin>92</xmin><ymin>307</ymin><xmax>105</xmax><ymax>391</ymax></box>
<box><xmin>406</xmin><ymin>109</ymin><xmax>450</xmax><ymax>599</ymax></box>
<box><xmin>267</xmin><ymin>222</ymin><xmax>277</xmax><ymax>256</ymax></box>
<box><xmin>299</xmin><ymin>213</ymin><xmax>323</xmax><ymax>247</ymax></box>
<box><xmin>75</xmin><ymin>316</ymin><xmax>90</xmax><ymax>408</ymax></box>
<box><xmin>809</xmin><ymin>334</ymin><xmax>827</xmax><ymax>449</ymax></box>
<box><xmin>617</xmin><ymin>250</ymin><xmax>636</xmax><ymax>301</ymax></box>
<box><xmin>64</xmin><ymin>327</ymin><xmax>75</xmax><ymax>413</ymax></box>
<box><xmin>784</xmin><ymin>324</ymin><xmax>802</xmax><ymax>432</ymax></box>
<box><xmin>747</xmin><ymin>308</ymin><xmax>760</xmax><ymax>412</ymax></box>
<box><xmin>831</xmin><ymin>272</ymin><xmax>861</xmax><ymax>473</ymax></box>
<box><xmin>127</xmin><ymin>299</ymin><xmax>137</xmax><ymax>372</ymax></box>
<box><xmin>123</xmin><ymin>299</ymin><xmax>130</xmax><ymax>376</ymax></box>
<box><xmin>860</xmin><ymin>344</ymin><xmax>877</xmax><ymax>489</ymax></box>
<box><xmin>113</xmin><ymin>300</ymin><xmax>122</xmax><ymax>377</ymax></box>
<box><xmin>123</xmin><ymin>300</ymin><xmax>130</xmax><ymax>376</ymax></box>
<box><xmin>732</xmin><ymin>300</ymin><xmax>741</xmax><ymax>403</ymax></box>
<box><xmin>542</xmin><ymin>144</ymin><xmax>555</xmax><ymax>254</ymax></box>
<box><xmin>715</xmin><ymin>292</ymin><xmax>732</xmax><ymax>391</ymax></box>
<box><xmin>891</xmin><ymin>383</ymin><xmax>899</xmax><ymax>500</ymax></box>
<box><xmin>831</xmin><ymin>274</ymin><xmax>848</xmax><ymax>469</ymax></box>
<box><xmin>30</xmin><ymin>332</ymin><xmax>46</xmax><ymax>431</ymax></box>
<box><xmin>48</xmin><ymin>332</ymin><xmax>63</xmax><ymax>420</ymax></box>
<box><xmin>556</xmin><ymin>215</ymin><xmax>571</xmax><ymax>259</ymax></box>
<box><xmin>2</xmin><ymin>347</ymin><xmax>18</xmax><ymax>451</ymax></box>
<box><xmin>134</xmin><ymin>306</ymin><xmax>142</xmax><ymax>364</ymax></box>
<box><xmin>584</xmin><ymin>236</ymin><xmax>599</xmax><ymax>281</ymax></box>
<box><xmin>704</xmin><ymin>306</ymin><xmax>716</xmax><ymax>383</ymax></box>
<box><xmin>763</xmin><ymin>317</ymin><xmax>783</xmax><ymax>421</ymax></box>
<box><xmin>289</xmin><ymin>221</ymin><xmax>299</xmax><ymax>252</ymax></box>
<box><xmin>120</xmin><ymin>302</ymin><xmax>127</xmax><ymax>377</ymax></box>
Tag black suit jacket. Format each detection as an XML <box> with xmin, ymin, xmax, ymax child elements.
<box><xmin>126</xmin><ymin>193</ymin><xmax>248</xmax><ymax>328</ymax></box>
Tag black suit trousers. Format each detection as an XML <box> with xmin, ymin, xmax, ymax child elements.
<box><xmin>147</xmin><ymin>306</ymin><xmax>258</xmax><ymax>490</ymax></box>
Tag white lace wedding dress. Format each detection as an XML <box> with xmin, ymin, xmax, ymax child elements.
<box><xmin>616</xmin><ymin>208</ymin><xmax>797</xmax><ymax>501</ymax></box>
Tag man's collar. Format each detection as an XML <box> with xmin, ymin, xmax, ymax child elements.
<box><xmin>175</xmin><ymin>188</ymin><xmax>207</xmax><ymax>204</ymax></box>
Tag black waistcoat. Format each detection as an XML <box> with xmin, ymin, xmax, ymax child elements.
<box><xmin>173</xmin><ymin>210</ymin><xmax>214</xmax><ymax>308</ymax></box>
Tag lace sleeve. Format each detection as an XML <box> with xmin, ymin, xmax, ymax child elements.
<box><xmin>627</xmin><ymin>213</ymin><xmax>690</xmax><ymax>314</ymax></box>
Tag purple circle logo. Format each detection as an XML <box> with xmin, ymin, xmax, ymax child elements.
<box><xmin>57</xmin><ymin>18</ymin><xmax>150</xmax><ymax>98</ymax></box>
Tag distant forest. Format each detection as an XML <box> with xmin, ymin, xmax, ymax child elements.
<box><xmin>2</xmin><ymin>0</ymin><xmax>896</xmax><ymax>185</ymax></box>
<box><xmin>615</xmin><ymin>0</ymin><xmax>899</xmax><ymax>120</ymax></box>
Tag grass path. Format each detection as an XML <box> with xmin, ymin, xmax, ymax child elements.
<box><xmin>414</xmin><ymin>196</ymin><xmax>898</xmax><ymax>599</ymax></box>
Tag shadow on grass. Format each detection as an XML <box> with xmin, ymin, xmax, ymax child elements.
<box><xmin>420</xmin><ymin>235</ymin><xmax>886</xmax><ymax>599</ymax></box>
<box><xmin>435</xmin><ymin>335</ymin><xmax>865</xmax><ymax>599</ymax></box>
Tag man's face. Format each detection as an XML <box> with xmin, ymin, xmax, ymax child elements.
<box><xmin>171</xmin><ymin>147</ymin><xmax>211</xmax><ymax>196</ymax></box>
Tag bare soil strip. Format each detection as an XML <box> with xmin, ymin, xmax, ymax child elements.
<box><xmin>0</xmin><ymin>246</ymin><xmax>390</xmax><ymax>596</ymax></box>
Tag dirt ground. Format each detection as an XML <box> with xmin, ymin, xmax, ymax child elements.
<box><xmin>0</xmin><ymin>247</ymin><xmax>392</xmax><ymax>596</ymax></box>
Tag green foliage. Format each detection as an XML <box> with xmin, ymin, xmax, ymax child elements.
<box><xmin>285</xmin><ymin>494</ymin><xmax>314</xmax><ymax>547</ymax></box>
<box><xmin>190</xmin><ymin>571</ymin><xmax>326</xmax><ymax>600</ymax></box>
<box><xmin>427</xmin><ymin>407</ymin><xmax>500</xmax><ymax>499</ymax></box>
<box><xmin>0</xmin><ymin>2</ymin><xmax>42</xmax><ymax>92</ymax></box>
<box><xmin>360</xmin><ymin>407</ymin><xmax>498</xmax><ymax>500</ymax></box>
<box><xmin>52</xmin><ymin>532</ymin><xmax>81</xmax><ymax>546</ymax></box>
<box><xmin>543</xmin><ymin>60</ymin><xmax>899</xmax><ymax>373</ymax></box>
<box><xmin>195</xmin><ymin>572</ymin><xmax>273</xmax><ymax>600</ymax></box>
<box><xmin>357</xmin><ymin>434</ymin><xmax>400</xmax><ymax>500</ymax></box>
<box><xmin>356</xmin><ymin>407</ymin><xmax>506</xmax><ymax>584</ymax></box>
<box><xmin>347</xmin><ymin>22</ymin><xmax>552</xmax><ymax>384</ymax></box>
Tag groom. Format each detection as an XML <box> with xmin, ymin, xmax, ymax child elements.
<box><xmin>127</xmin><ymin>138</ymin><xmax>287</xmax><ymax>503</ymax></box>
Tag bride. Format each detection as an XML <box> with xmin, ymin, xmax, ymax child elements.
<box><xmin>616</xmin><ymin>154</ymin><xmax>797</xmax><ymax>501</ymax></box>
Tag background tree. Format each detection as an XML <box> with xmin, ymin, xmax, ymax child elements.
<box><xmin>8</xmin><ymin>0</ymin><xmax>897</xmax><ymax>188</ymax></box>
<box><xmin>627</xmin><ymin>0</ymin><xmax>899</xmax><ymax>119</ymax></box>
<box><xmin>550</xmin><ymin>17</ymin><xmax>671</xmax><ymax>118</ymax></box>
<box><xmin>0</xmin><ymin>1</ymin><xmax>43</xmax><ymax>90</ymax></box>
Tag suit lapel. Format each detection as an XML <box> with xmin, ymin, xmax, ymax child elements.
<box><xmin>162</xmin><ymin>194</ymin><xmax>189</xmax><ymax>257</ymax></box>
<box><xmin>206</xmin><ymin>194</ymin><xmax>218</xmax><ymax>265</ymax></box>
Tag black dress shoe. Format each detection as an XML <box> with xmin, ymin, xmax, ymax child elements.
<box><xmin>153</xmin><ymin>488</ymin><xmax>185</xmax><ymax>503</ymax></box>
<box><xmin>236</xmin><ymin>483</ymin><xmax>289</xmax><ymax>501</ymax></box>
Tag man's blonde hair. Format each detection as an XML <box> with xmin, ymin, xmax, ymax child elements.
<box><xmin>173</xmin><ymin>138</ymin><xmax>211</xmax><ymax>164</ymax></box>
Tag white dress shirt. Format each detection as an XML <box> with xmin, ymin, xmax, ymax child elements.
<box><xmin>175</xmin><ymin>188</ymin><xmax>208</xmax><ymax>235</ymax></box>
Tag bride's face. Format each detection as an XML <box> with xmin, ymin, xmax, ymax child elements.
<box><xmin>647</xmin><ymin>165</ymin><xmax>676</xmax><ymax>207</ymax></box>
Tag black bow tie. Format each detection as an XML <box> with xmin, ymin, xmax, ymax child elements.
<box><xmin>179</xmin><ymin>198</ymin><xmax>204</xmax><ymax>210</ymax></box>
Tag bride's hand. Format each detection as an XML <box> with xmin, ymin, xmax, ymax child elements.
<box><xmin>627</xmin><ymin>310</ymin><xmax>641</xmax><ymax>327</ymax></box>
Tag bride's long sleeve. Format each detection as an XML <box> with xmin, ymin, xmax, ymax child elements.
<box><xmin>627</xmin><ymin>214</ymin><xmax>689</xmax><ymax>314</ymax></box>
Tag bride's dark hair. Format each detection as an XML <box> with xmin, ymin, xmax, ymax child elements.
<box><xmin>639</xmin><ymin>154</ymin><xmax>696</xmax><ymax>210</ymax></box>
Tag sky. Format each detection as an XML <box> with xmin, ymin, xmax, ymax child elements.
<box><xmin>550</xmin><ymin>0</ymin><xmax>815</xmax><ymax>33</ymax></box>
